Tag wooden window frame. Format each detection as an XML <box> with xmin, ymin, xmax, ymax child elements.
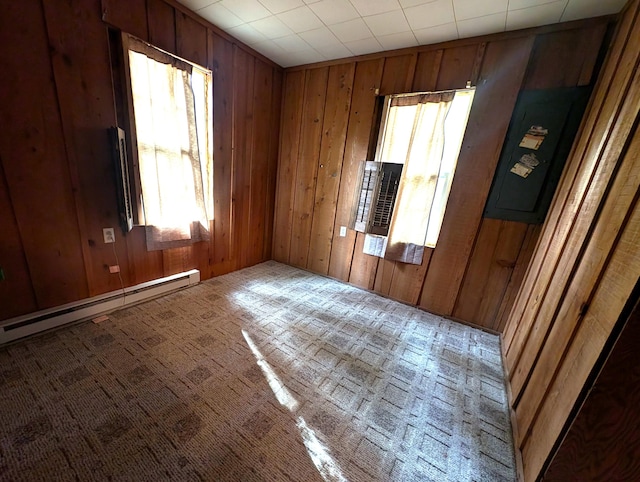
<box><xmin>109</xmin><ymin>31</ymin><xmax>212</xmax><ymax>226</ymax></box>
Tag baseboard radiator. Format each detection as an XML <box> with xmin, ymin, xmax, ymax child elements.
<box><xmin>0</xmin><ymin>270</ymin><xmax>200</xmax><ymax>345</ymax></box>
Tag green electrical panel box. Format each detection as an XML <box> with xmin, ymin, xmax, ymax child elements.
<box><xmin>484</xmin><ymin>87</ymin><xmax>591</xmax><ymax>224</ymax></box>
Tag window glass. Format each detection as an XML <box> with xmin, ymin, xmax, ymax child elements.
<box><xmin>124</xmin><ymin>35</ymin><xmax>213</xmax><ymax>251</ymax></box>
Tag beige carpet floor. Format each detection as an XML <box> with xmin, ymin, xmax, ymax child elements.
<box><xmin>0</xmin><ymin>261</ymin><xmax>516</xmax><ymax>481</ymax></box>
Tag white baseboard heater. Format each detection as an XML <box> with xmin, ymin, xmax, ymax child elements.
<box><xmin>0</xmin><ymin>269</ymin><xmax>200</xmax><ymax>345</ymax></box>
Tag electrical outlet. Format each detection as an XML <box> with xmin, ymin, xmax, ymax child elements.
<box><xmin>339</xmin><ymin>226</ymin><xmax>347</xmax><ymax>237</ymax></box>
<box><xmin>109</xmin><ymin>265</ymin><xmax>120</xmax><ymax>274</ymax></box>
<box><xmin>103</xmin><ymin>228</ymin><xmax>115</xmax><ymax>244</ymax></box>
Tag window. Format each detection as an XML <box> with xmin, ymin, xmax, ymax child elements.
<box><xmin>352</xmin><ymin>89</ymin><xmax>474</xmax><ymax>264</ymax></box>
<box><xmin>119</xmin><ymin>34</ymin><xmax>213</xmax><ymax>251</ymax></box>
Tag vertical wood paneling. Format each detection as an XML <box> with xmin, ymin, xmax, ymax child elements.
<box><xmin>348</xmin><ymin>234</ymin><xmax>380</xmax><ymax>289</ymax></box>
<box><xmin>163</xmin><ymin>247</ymin><xmax>194</xmax><ymax>276</ymax></box>
<box><xmin>388</xmin><ymin>249</ymin><xmax>433</xmax><ymax>305</ymax></box>
<box><xmin>412</xmin><ymin>50</ymin><xmax>443</xmax><ymax>91</ymax></box>
<box><xmin>273</xmin><ymin>70</ymin><xmax>305</xmax><ymax>263</ymax></box>
<box><xmin>515</xmin><ymin>117</ymin><xmax>640</xmax><ymax>446</ymax></box>
<box><xmin>289</xmin><ymin>67</ymin><xmax>329</xmax><ymax>268</ymax></box>
<box><xmin>544</xmin><ymin>294</ymin><xmax>640</xmax><ymax>481</ymax></box>
<box><xmin>379</xmin><ymin>54</ymin><xmax>416</xmax><ymax>95</ymax></box>
<box><xmin>0</xmin><ymin>0</ymin><xmax>89</xmax><ymax>309</ymax></box>
<box><xmin>503</xmin><ymin>9</ymin><xmax>634</xmax><ymax>357</ymax></box>
<box><xmin>247</xmin><ymin>60</ymin><xmax>273</xmax><ymax>267</ymax></box>
<box><xmin>327</xmin><ymin>59</ymin><xmax>384</xmax><ymax>281</ymax></box>
<box><xmin>307</xmin><ymin>63</ymin><xmax>355</xmax><ymax>274</ymax></box>
<box><xmin>125</xmin><ymin>227</ymin><xmax>163</xmax><ymax>284</ymax></box>
<box><xmin>232</xmin><ymin>47</ymin><xmax>255</xmax><ymax>270</ymax></box>
<box><xmin>453</xmin><ymin>220</ymin><xmax>529</xmax><ymax>329</ymax></box>
<box><xmin>0</xmin><ymin>0</ymin><xmax>282</xmax><ymax>322</ymax></box>
<box><xmin>435</xmin><ymin>44</ymin><xmax>479</xmax><ymax>90</ymax></box>
<box><xmin>45</xmin><ymin>0</ymin><xmax>139</xmax><ymax>296</ymax></box>
<box><xmin>494</xmin><ymin>224</ymin><xmax>541</xmax><ymax>333</ymax></box>
<box><xmin>506</xmin><ymin>11</ymin><xmax>640</xmax><ymax>391</ymax></box>
<box><xmin>176</xmin><ymin>11</ymin><xmax>207</xmax><ymax>67</ymax></box>
<box><xmin>512</xmin><ymin>100</ymin><xmax>640</xmax><ymax>418</ymax></box>
<box><xmin>101</xmin><ymin>0</ymin><xmax>148</xmax><ymax>41</ymax></box>
<box><xmin>147</xmin><ymin>0</ymin><xmax>175</xmax><ymax>54</ymax></box>
<box><xmin>264</xmin><ymin>69</ymin><xmax>283</xmax><ymax>261</ymax></box>
<box><xmin>210</xmin><ymin>33</ymin><xmax>234</xmax><ymax>276</ymax></box>
<box><xmin>0</xmin><ymin>165</ymin><xmax>37</xmax><ymax>318</ymax></box>
<box><xmin>419</xmin><ymin>36</ymin><xmax>535</xmax><ymax>316</ymax></box>
<box><xmin>524</xmin><ymin>24</ymin><xmax>608</xmax><ymax>90</ymax></box>
<box><xmin>522</xmin><ymin>197</ymin><xmax>640</xmax><ymax>481</ymax></box>
<box><xmin>473</xmin><ymin>221</ymin><xmax>528</xmax><ymax>329</ymax></box>
<box><xmin>373</xmin><ymin>258</ymin><xmax>395</xmax><ymax>296</ymax></box>
<box><xmin>501</xmin><ymin>2</ymin><xmax>640</xmax><ymax>479</ymax></box>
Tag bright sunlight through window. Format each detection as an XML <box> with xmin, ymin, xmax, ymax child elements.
<box><xmin>353</xmin><ymin>88</ymin><xmax>474</xmax><ymax>265</ymax></box>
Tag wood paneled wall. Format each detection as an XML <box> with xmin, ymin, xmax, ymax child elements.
<box><xmin>502</xmin><ymin>0</ymin><xmax>640</xmax><ymax>479</ymax></box>
<box><xmin>0</xmin><ymin>0</ymin><xmax>282</xmax><ymax>321</ymax></box>
<box><xmin>543</xmin><ymin>290</ymin><xmax>640</xmax><ymax>481</ymax></box>
<box><xmin>273</xmin><ymin>19</ymin><xmax>610</xmax><ymax>332</ymax></box>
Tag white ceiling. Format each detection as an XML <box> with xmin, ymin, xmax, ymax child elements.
<box><xmin>176</xmin><ymin>0</ymin><xmax>627</xmax><ymax>67</ymax></box>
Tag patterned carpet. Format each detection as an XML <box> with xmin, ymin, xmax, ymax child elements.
<box><xmin>0</xmin><ymin>261</ymin><xmax>516</xmax><ymax>481</ymax></box>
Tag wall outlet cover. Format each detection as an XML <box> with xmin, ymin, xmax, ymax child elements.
<box><xmin>339</xmin><ymin>226</ymin><xmax>347</xmax><ymax>237</ymax></box>
<box><xmin>103</xmin><ymin>228</ymin><xmax>115</xmax><ymax>243</ymax></box>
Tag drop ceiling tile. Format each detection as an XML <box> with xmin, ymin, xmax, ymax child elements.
<box><xmin>198</xmin><ymin>3</ymin><xmax>244</xmax><ymax>29</ymax></box>
<box><xmin>363</xmin><ymin>9</ymin><xmax>410</xmax><ymax>36</ymax></box>
<box><xmin>399</xmin><ymin>0</ymin><xmax>437</xmax><ymax>7</ymax></box>
<box><xmin>344</xmin><ymin>36</ymin><xmax>384</xmax><ymax>55</ymax></box>
<box><xmin>330</xmin><ymin>18</ymin><xmax>373</xmax><ymax>42</ymax></box>
<box><xmin>259</xmin><ymin>0</ymin><xmax>305</xmax><ymax>14</ymax></box>
<box><xmin>299</xmin><ymin>26</ymin><xmax>342</xmax><ymax>46</ymax></box>
<box><xmin>265</xmin><ymin>50</ymin><xmax>296</xmax><ymax>66</ymax></box>
<box><xmin>561</xmin><ymin>0</ymin><xmax>626</xmax><ymax>21</ymax></box>
<box><xmin>405</xmin><ymin>0</ymin><xmax>455</xmax><ymax>30</ymax></box>
<box><xmin>252</xmin><ymin>38</ymin><xmax>288</xmax><ymax>57</ymax></box>
<box><xmin>274</xmin><ymin>33</ymin><xmax>313</xmax><ymax>51</ymax></box>
<box><xmin>350</xmin><ymin>0</ymin><xmax>402</xmax><ymax>16</ymax></box>
<box><xmin>278</xmin><ymin>6</ymin><xmax>324</xmax><ymax>32</ymax></box>
<box><xmin>182</xmin><ymin>0</ymin><xmax>621</xmax><ymax>68</ymax></box>
<box><xmin>250</xmin><ymin>15</ymin><xmax>294</xmax><ymax>38</ymax></box>
<box><xmin>315</xmin><ymin>42</ymin><xmax>353</xmax><ymax>59</ymax></box>
<box><xmin>178</xmin><ymin>0</ymin><xmax>220</xmax><ymax>11</ymax></box>
<box><xmin>456</xmin><ymin>12</ymin><xmax>506</xmax><ymax>37</ymax></box>
<box><xmin>413</xmin><ymin>21</ymin><xmax>458</xmax><ymax>44</ymax></box>
<box><xmin>227</xmin><ymin>23</ymin><xmax>268</xmax><ymax>45</ymax></box>
<box><xmin>220</xmin><ymin>0</ymin><xmax>271</xmax><ymax>22</ymax></box>
<box><xmin>506</xmin><ymin>1</ymin><xmax>565</xmax><ymax>30</ymax></box>
<box><xmin>453</xmin><ymin>0</ymin><xmax>507</xmax><ymax>21</ymax></box>
<box><xmin>508</xmin><ymin>0</ymin><xmax>565</xmax><ymax>10</ymax></box>
<box><xmin>282</xmin><ymin>49</ymin><xmax>327</xmax><ymax>66</ymax></box>
<box><xmin>309</xmin><ymin>0</ymin><xmax>360</xmax><ymax>25</ymax></box>
<box><xmin>377</xmin><ymin>30</ymin><xmax>419</xmax><ymax>50</ymax></box>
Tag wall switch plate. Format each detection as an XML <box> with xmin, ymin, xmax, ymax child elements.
<box><xmin>103</xmin><ymin>228</ymin><xmax>115</xmax><ymax>243</ymax></box>
<box><xmin>339</xmin><ymin>226</ymin><xmax>347</xmax><ymax>237</ymax></box>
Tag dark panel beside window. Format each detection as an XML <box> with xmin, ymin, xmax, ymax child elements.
<box><xmin>484</xmin><ymin>87</ymin><xmax>591</xmax><ymax>224</ymax></box>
